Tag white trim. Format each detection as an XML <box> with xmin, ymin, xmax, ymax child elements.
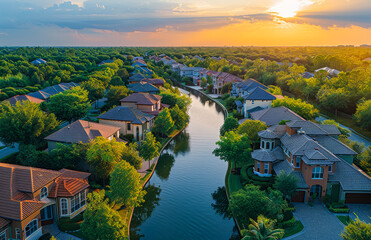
<box><xmin>0</xmin><ymin>230</ymin><xmax>6</xmax><ymax>240</ymax></box>
<box><xmin>60</xmin><ymin>198</ymin><xmax>69</xmax><ymax>217</ymax></box>
<box><xmin>40</xmin><ymin>187</ymin><xmax>48</xmax><ymax>199</ymax></box>
<box><xmin>253</xmin><ymin>170</ymin><xmax>272</xmax><ymax>177</ymax></box>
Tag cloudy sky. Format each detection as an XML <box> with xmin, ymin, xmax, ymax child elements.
<box><xmin>0</xmin><ymin>0</ymin><xmax>370</xmax><ymax>46</ymax></box>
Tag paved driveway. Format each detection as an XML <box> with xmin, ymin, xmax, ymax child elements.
<box><xmin>286</xmin><ymin>203</ymin><xmax>344</xmax><ymax>240</ymax></box>
<box><xmin>348</xmin><ymin>204</ymin><xmax>371</xmax><ymax>223</ymax></box>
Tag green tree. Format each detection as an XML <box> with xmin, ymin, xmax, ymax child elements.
<box><xmin>51</xmin><ymin>143</ymin><xmax>89</xmax><ymax>170</ymax></box>
<box><xmin>273</xmin><ymin>171</ymin><xmax>298</xmax><ymax>200</ymax></box>
<box><xmin>81</xmin><ymin>79</ymin><xmax>105</xmax><ymax>108</ymax></box>
<box><xmin>220</xmin><ymin>116</ymin><xmax>239</xmax><ymax>136</ymax></box>
<box><xmin>153</xmin><ymin>108</ymin><xmax>174</xmax><ymax>137</ymax></box>
<box><xmin>86</xmin><ymin>137</ymin><xmax>125</xmax><ymax>185</ymax></box>
<box><xmin>81</xmin><ymin>190</ymin><xmax>127</xmax><ymax>240</ymax></box>
<box><xmin>241</xmin><ymin>215</ymin><xmax>284</xmax><ymax>240</ymax></box>
<box><xmin>109</xmin><ymin>161</ymin><xmax>145</xmax><ymax>207</ymax></box>
<box><xmin>317</xmin><ymin>87</ymin><xmax>350</xmax><ymax>116</ymax></box>
<box><xmin>105</xmin><ymin>86</ymin><xmax>130</xmax><ymax>108</ymax></box>
<box><xmin>110</xmin><ymin>76</ymin><xmax>124</xmax><ymax>86</ymax></box>
<box><xmin>117</xmin><ymin>68</ymin><xmax>129</xmax><ymax>80</ymax></box>
<box><xmin>341</xmin><ymin>216</ymin><xmax>371</xmax><ymax>240</ymax></box>
<box><xmin>354</xmin><ymin>100</ymin><xmax>371</xmax><ymax>131</ymax></box>
<box><xmin>122</xmin><ymin>143</ymin><xmax>143</xmax><ymax>170</ymax></box>
<box><xmin>237</xmin><ymin>120</ymin><xmax>267</xmax><ymax>146</ymax></box>
<box><xmin>358</xmin><ymin>146</ymin><xmax>371</xmax><ymax>175</ymax></box>
<box><xmin>213</xmin><ymin>131</ymin><xmax>252</xmax><ymax>166</ymax></box>
<box><xmin>0</xmin><ymin>101</ymin><xmax>59</xmax><ymax>145</ymax></box>
<box><xmin>46</xmin><ymin>86</ymin><xmax>91</xmax><ymax>122</ymax></box>
<box><xmin>200</xmin><ymin>77</ymin><xmax>207</xmax><ymax>88</ymax></box>
<box><xmin>271</xmin><ymin>97</ymin><xmax>319</xmax><ymax>120</ymax></box>
<box><xmin>220</xmin><ymin>82</ymin><xmax>233</xmax><ymax>95</ymax></box>
<box><xmin>228</xmin><ymin>185</ymin><xmax>271</xmax><ymax>227</ymax></box>
<box><xmin>140</xmin><ymin>132</ymin><xmax>161</xmax><ymax>169</ymax></box>
<box><xmin>170</xmin><ymin>105</ymin><xmax>189</xmax><ymax>130</ymax></box>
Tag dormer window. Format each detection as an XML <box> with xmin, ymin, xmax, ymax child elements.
<box><xmin>40</xmin><ymin>187</ymin><xmax>48</xmax><ymax>199</ymax></box>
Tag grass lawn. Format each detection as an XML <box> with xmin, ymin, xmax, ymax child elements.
<box><xmin>227</xmin><ymin>162</ymin><xmax>243</xmax><ymax>194</ymax></box>
<box><xmin>283</xmin><ymin>220</ymin><xmax>304</xmax><ymax>238</ymax></box>
<box><xmin>337</xmin><ymin>215</ymin><xmax>352</xmax><ymax>225</ymax></box>
<box><xmin>0</xmin><ymin>146</ymin><xmax>5</xmax><ymax>150</ymax></box>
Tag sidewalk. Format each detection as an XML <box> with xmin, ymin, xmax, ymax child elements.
<box><xmin>43</xmin><ymin>223</ymin><xmax>82</xmax><ymax>240</ymax></box>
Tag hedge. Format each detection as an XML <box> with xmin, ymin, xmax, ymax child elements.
<box><xmin>329</xmin><ymin>206</ymin><xmax>350</xmax><ymax>213</ymax></box>
<box><xmin>282</xmin><ymin>217</ymin><xmax>296</xmax><ymax>228</ymax></box>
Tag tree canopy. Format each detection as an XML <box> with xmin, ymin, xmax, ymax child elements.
<box><xmin>0</xmin><ymin>101</ymin><xmax>59</xmax><ymax>145</ymax></box>
<box><xmin>271</xmin><ymin>97</ymin><xmax>319</xmax><ymax>120</ymax></box>
<box><xmin>220</xmin><ymin>116</ymin><xmax>239</xmax><ymax>136</ymax></box>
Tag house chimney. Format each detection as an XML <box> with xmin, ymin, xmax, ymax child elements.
<box><xmin>314</xmin><ymin>147</ymin><xmax>319</xmax><ymax>150</ymax></box>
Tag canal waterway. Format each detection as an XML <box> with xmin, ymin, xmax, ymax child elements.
<box><xmin>130</xmin><ymin>90</ymin><xmax>238</xmax><ymax>240</ymax></box>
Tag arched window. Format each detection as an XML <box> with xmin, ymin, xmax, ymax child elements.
<box><xmin>61</xmin><ymin>198</ymin><xmax>68</xmax><ymax>216</ymax></box>
<box><xmin>40</xmin><ymin>187</ymin><xmax>48</xmax><ymax>199</ymax></box>
<box><xmin>312</xmin><ymin>167</ymin><xmax>324</xmax><ymax>179</ymax></box>
<box><xmin>25</xmin><ymin>219</ymin><xmax>38</xmax><ymax>238</ymax></box>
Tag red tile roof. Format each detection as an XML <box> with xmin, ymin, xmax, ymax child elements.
<box><xmin>3</xmin><ymin>95</ymin><xmax>44</xmax><ymax>106</ymax></box>
<box><xmin>0</xmin><ymin>163</ymin><xmax>89</xmax><ymax>221</ymax></box>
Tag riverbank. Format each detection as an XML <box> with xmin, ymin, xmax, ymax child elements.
<box><xmin>127</xmin><ymin>128</ymin><xmax>186</xmax><ymax>239</ymax></box>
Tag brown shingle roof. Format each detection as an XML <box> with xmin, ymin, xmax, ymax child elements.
<box><xmin>120</xmin><ymin>93</ymin><xmax>162</xmax><ymax>106</ymax></box>
<box><xmin>44</xmin><ymin>120</ymin><xmax>120</xmax><ymax>144</ymax></box>
<box><xmin>0</xmin><ymin>163</ymin><xmax>89</xmax><ymax>221</ymax></box>
<box><xmin>3</xmin><ymin>94</ymin><xmax>44</xmax><ymax>106</ymax></box>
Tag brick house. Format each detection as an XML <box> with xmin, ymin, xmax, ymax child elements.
<box><xmin>251</xmin><ymin>120</ymin><xmax>371</xmax><ymax>203</ymax></box>
<box><xmin>0</xmin><ymin>163</ymin><xmax>90</xmax><ymax>240</ymax></box>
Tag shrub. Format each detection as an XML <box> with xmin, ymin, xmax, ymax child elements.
<box><xmin>221</xmin><ymin>93</ymin><xmax>230</xmax><ymax>100</ymax></box>
<box><xmin>283</xmin><ymin>210</ymin><xmax>294</xmax><ymax>221</ymax></box>
<box><xmin>38</xmin><ymin>233</ymin><xmax>53</xmax><ymax>240</ymax></box>
<box><xmin>57</xmin><ymin>217</ymin><xmax>81</xmax><ymax>232</ymax></box>
<box><xmin>120</xmin><ymin>134</ymin><xmax>134</xmax><ymax>142</ymax></box>
<box><xmin>329</xmin><ymin>206</ymin><xmax>350</xmax><ymax>213</ymax></box>
<box><xmin>282</xmin><ymin>217</ymin><xmax>296</xmax><ymax>228</ymax></box>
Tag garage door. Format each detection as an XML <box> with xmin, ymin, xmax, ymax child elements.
<box><xmin>345</xmin><ymin>193</ymin><xmax>371</xmax><ymax>204</ymax></box>
<box><xmin>292</xmin><ymin>191</ymin><xmax>305</xmax><ymax>202</ymax></box>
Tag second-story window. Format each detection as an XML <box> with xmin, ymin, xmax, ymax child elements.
<box><xmin>296</xmin><ymin>156</ymin><xmax>301</xmax><ymax>168</ymax></box>
<box><xmin>40</xmin><ymin>187</ymin><xmax>48</xmax><ymax>199</ymax></box>
<box><xmin>328</xmin><ymin>164</ymin><xmax>332</xmax><ymax>172</ymax></box>
<box><xmin>312</xmin><ymin>167</ymin><xmax>324</xmax><ymax>179</ymax></box>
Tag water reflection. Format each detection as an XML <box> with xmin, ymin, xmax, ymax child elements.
<box><xmin>130</xmin><ymin>184</ymin><xmax>162</xmax><ymax>240</ymax></box>
<box><xmin>167</xmin><ymin>131</ymin><xmax>190</xmax><ymax>156</ymax></box>
<box><xmin>154</xmin><ymin>153</ymin><xmax>175</xmax><ymax>181</ymax></box>
<box><xmin>211</xmin><ymin>186</ymin><xmax>241</xmax><ymax>240</ymax></box>
<box><xmin>211</xmin><ymin>186</ymin><xmax>231</xmax><ymax>220</ymax></box>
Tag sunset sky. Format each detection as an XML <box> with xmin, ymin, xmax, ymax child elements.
<box><xmin>0</xmin><ymin>0</ymin><xmax>370</xmax><ymax>46</ymax></box>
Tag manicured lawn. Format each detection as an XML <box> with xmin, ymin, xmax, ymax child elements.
<box><xmin>227</xmin><ymin>162</ymin><xmax>243</xmax><ymax>194</ymax></box>
<box><xmin>283</xmin><ymin>220</ymin><xmax>304</xmax><ymax>238</ymax></box>
<box><xmin>337</xmin><ymin>215</ymin><xmax>351</xmax><ymax>225</ymax></box>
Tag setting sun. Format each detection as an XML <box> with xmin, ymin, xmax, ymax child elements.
<box><xmin>268</xmin><ymin>0</ymin><xmax>314</xmax><ymax>18</ymax></box>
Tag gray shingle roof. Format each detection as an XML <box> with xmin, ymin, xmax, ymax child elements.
<box><xmin>127</xmin><ymin>82</ymin><xmax>160</xmax><ymax>93</ymax></box>
<box><xmin>251</xmin><ymin>106</ymin><xmax>304</xmax><ymax>126</ymax></box>
<box><xmin>235</xmin><ymin>100</ymin><xmax>243</xmax><ymax>108</ymax></box>
<box><xmin>258</xmin><ymin>125</ymin><xmax>287</xmax><ymax>139</ymax></box>
<box><xmin>315</xmin><ymin>136</ymin><xmax>357</xmax><ymax>155</ymax></box>
<box><xmin>287</xmin><ymin>120</ymin><xmax>341</xmax><ymax>135</ymax></box>
<box><xmin>98</xmin><ymin>106</ymin><xmax>155</xmax><ymax>124</ymax></box>
<box><xmin>244</xmin><ymin>87</ymin><xmax>276</xmax><ymax>100</ymax></box>
<box><xmin>328</xmin><ymin>160</ymin><xmax>371</xmax><ymax>191</ymax></box>
<box><xmin>129</xmin><ymin>73</ymin><xmax>146</xmax><ymax>82</ymax></box>
<box><xmin>252</xmin><ymin>147</ymin><xmax>284</xmax><ymax>162</ymax></box>
<box><xmin>273</xmin><ymin>160</ymin><xmax>309</xmax><ymax>189</ymax></box>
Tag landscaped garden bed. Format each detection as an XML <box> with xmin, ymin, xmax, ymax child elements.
<box><xmin>240</xmin><ymin>164</ymin><xmax>275</xmax><ymax>190</ymax></box>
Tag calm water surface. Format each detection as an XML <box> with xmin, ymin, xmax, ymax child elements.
<box><xmin>130</xmin><ymin>90</ymin><xmax>238</xmax><ymax>240</ymax></box>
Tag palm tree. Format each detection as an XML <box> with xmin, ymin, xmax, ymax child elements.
<box><xmin>241</xmin><ymin>215</ymin><xmax>284</xmax><ymax>240</ymax></box>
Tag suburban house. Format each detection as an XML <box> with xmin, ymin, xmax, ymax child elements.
<box><xmin>27</xmin><ymin>82</ymin><xmax>78</xmax><ymax>101</ymax></box>
<box><xmin>134</xmin><ymin>66</ymin><xmax>153</xmax><ymax>77</ymax></box>
<box><xmin>127</xmin><ymin>82</ymin><xmax>160</xmax><ymax>94</ymax></box>
<box><xmin>315</xmin><ymin>67</ymin><xmax>340</xmax><ymax>76</ymax></box>
<box><xmin>128</xmin><ymin>73</ymin><xmax>146</xmax><ymax>84</ymax></box>
<box><xmin>231</xmin><ymin>79</ymin><xmax>283</xmax><ymax>118</ymax></box>
<box><xmin>302</xmin><ymin>72</ymin><xmax>315</xmax><ymax>79</ymax></box>
<box><xmin>0</xmin><ymin>163</ymin><xmax>90</xmax><ymax>240</ymax></box>
<box><xmin>3</xmin><ymin>95</ymin><xmax>44</xmax><ymax>106</ymax></box>
<box><xmin>133</xmin><ymin>56</ymin><xmax>144</xmax><ymax>62</ymax></box>
<box><xmin>31</xmin><ymin>59</ymin><xmax>47</xmax><ymax>65</ymax></box>
<box><xmin>141</xmin><ymin>78</ymin><xmax>165</xmax><ymax>88</ymax></box>
<box><xmin>98</xmin><ymin>106</ymin><xmax>155</xmax><ymax>141</ymax></box>
<box><xmin>212</xmin><ymin>72</ymin><xmax>243</xmax><ymax>94</ymax></box>
<box><xmin>131</xmin><ymin>61</ymin><xmax>147</xmax><ymax>68</ymax></box>
<box><xmin>120</xmin><ymin>93</ymin><xmax>168</xmax><ymax>116</ymax></box>
<box><xmin>249</xmin><ymin>106</ymin><xmax>305</xmax><ymax>126</ymax></box>
<box><xmin>44</xmin><ymin>120</ymin><xmax>121</xmax><ymax>151</ymax></box>
<box><xmin>251</xmin><ymin>120</ymin><xmax>371</xmax><ymax>203</ymax></box>
<box><xmin>179</xmin><ymin>67</ymin><xmax>204</xmax><ymax>85</ymax></box>
<box><xmin>98</xmin><ymin>59</ymin><xmax>114</xmax><ymax>66</ymax></box>
<box><xmin>170</xmin><ymin>63</ymin><xmax>186</xmax><ymax>73</ymax></box>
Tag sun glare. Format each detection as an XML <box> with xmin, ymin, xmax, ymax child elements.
<box><xmin>268</xmin><ymin>0</ymin><xmax>314</xmax><ymax>18</ymax></box>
